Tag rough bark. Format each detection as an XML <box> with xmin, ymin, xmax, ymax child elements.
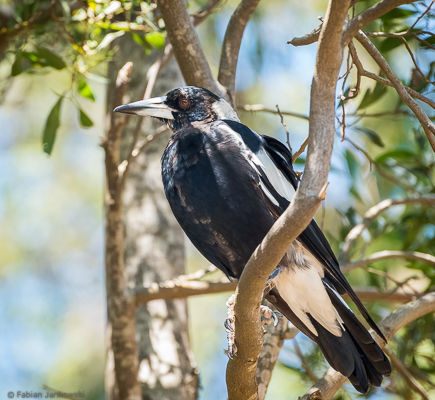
<box><xmin>105</xmin><ymin>36</ymin><xmax>198</xmax><ymax>400</ymax></box>
<box><xmin>156</xmin><ymin>0</ymin><xmax>223</xmax><ymax>96</ymax></box>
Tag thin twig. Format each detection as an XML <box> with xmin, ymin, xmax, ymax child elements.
<box><xmin>340</xmin><ymin>197</ymin><xmax>435</xmax><ymax>263</ymax></box>
<box><xmin>342</xmin><ymin>250</ymin><xmax>435</xmax><ymax>273</ymax></box>
<box><xmin>349</xmin><ymin>39</ymin><xmax>435</xmax><ymax>109</ymax></box>
<box><xmin>191</xmin><ymin>0</ymin><xmax>224</xmax><ymax>25</ymax></box>
<box><xmin>293</xmin><ymin>339</ymin><xmax>318</xmax><ymax>382</ymax></box>
<box><xmin>276</xmin><ymin>104</ymin><xmax>292</xmax><ymax>153</ymax></box>
<box><xmin>292</xmin><ymin>138</ymin><xmax>309</xmax><ymax>163</ymax></box>
<box><xmin>365</xmin><ymin>266</ymin><xmax>420</xmax><ymax>296</ymax></box>
<box><xmin>384</xmin><ymin>348</ymin><xmax>430</xmax><ymax>400</ymax></box>
<box><xmin>238</xmin><ymin>104</ymin><xmax>309</xmax><ymax>120</ymax></box>
<box><xmin>343</xmin><ymin>0</ymin><xmax>421</xmax><ymax>45</ymax></box>
<box><xmin>400</xmin><ymin>36</ymin><xmax>434</xmax><ymax>85</ymax></box>
<box><xmin>355</xmin><ymin>31</ymin><xmax>435</xmax><ymax>151</ymax></box>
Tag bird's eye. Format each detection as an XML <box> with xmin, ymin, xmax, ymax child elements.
<box><xmin>178</xmin><ymin>97</ymin><xmax>190</xmax><ymax>110</ymax></box>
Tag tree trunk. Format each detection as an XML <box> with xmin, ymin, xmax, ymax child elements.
<box><xmin>105</xmin><ymin>36</ymin><xmax>199</xmax><ymax>400</ymax></box>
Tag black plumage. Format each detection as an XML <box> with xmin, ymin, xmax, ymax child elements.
<box><xmin>114</xmin><ymin>86</ymin><xmax>391</xmax><ymax>393</ymax></box>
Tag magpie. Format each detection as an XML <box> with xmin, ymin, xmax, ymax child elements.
<box><xmin>114</xmin><ymin>86</ymin><xmax>391</xmax><ymax>393</ymax></box>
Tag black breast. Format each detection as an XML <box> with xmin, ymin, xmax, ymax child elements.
<box><xmin>161</xmin><ymin>124</ymin><xmax>276</xmax><ymax>278</ymax></box>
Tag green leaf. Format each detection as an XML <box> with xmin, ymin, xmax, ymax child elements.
<box><xmin>381</xmin><ymin>7</ymin><xmax>416</xmax><ymax>22</ymax></box>
<box><xmin>345</xmin><ymin>149</ymin><xmax>359</xmax><ymax>178</ymax></box>
<box><xmin>36</xmin><ymin>46</ymin><xmax>66</xmax><ymax>69</ymax></box>
<box><xmin>379</xmin><ymin>37</ymin><xmax>402</xmax><ymax>53</ymax></box>
<box><xmin>419</xmin><ymin>34</ymin><xmax>435</xmax><ymax>50</ymax></box>
<box><xmin>11</xmin><ymin>53</ymin><xmax>24</xmax><ymax>76</ymax></box>
<box><xmin>358</xmin><ymin>83</ymin><xmax>387</xmax><ymax>110</ymax></box>
<box><xmin>145</xmin><ymin>31</ymin><xmax>165</xmax><ymax>49</ymax></box>
<box><xmin>375</xmin><ymin>148</ymin><xmax>416</xmax><ymax>163</ymax></box>
<box><xmin>42</xmin><ymin>96</ymin><xmax>64</xmax><ymax>155</ymax></box>
<box><xmin>355</xmin><ymin>127</ymin><xmax>385</xmax><ymax>147</ymax></box>
<box><xmin>78</xmin><ymin>107</ymin><xmax>94</xmax><ymax>128</ymax></box>
<box><xmin>77</xmin><ymin>79</ymin><xmax>95</xmax><ymax>101</ymax></box>
<box><xmin>132</xmin><ymin>33</ymin><xmax>146</xmax><ymax>46</ymax></box>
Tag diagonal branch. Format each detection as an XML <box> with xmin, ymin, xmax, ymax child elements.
<box><xmin>384</xmin><ymin>347</ymin><xmax>430</xmax><ymax>400</ymax></box>
<box><xmin>355</xmin><ymin>31</ymin><xmax>435</xmax><ymax>150</ymax></box>
<box><xmin>342</xmin><ymin>250</ymin><xmax>435</xmax><ymax>273</ymax></box>
<box><xmin>225</xmin><ymin>1</ymin><xmax>352</xmax><ymax>398</ymax></box>
<box><xmin>218</xmin><ymin>0</ymin><xmax>261</xmax><ymax>103</ymax></box>
<box><xmin>348</xmin><ymin>41</ymin><xmax>435</xmax><ymax>109</ymax></box>
<box><xmin>299</xmin><ymin>292</ymin><xmax>435</xmax><ymax>400</ymax></box>
<box><xmin>156</xmin><ymin>0</ymin><xmax>223</xmax><ymax>96</ymax></box>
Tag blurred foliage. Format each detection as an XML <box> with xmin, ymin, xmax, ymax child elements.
<box><xmin>1</xmin><ymin>0</ymin><xmax>168</xmax><ymax>153</ymax></box>
<box><xmin>1</xmin><ymin>0</ymin><xmax>434</xmax><ymax>399</ymax></box>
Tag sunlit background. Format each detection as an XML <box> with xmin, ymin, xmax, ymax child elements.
<box><xmin>1</xmin><ymin>1</ymin><xmax>433</xmax><ymax>399</ymax></box>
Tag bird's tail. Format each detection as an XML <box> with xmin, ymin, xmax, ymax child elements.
<box><xmin>266</xmin><ymin>286</ymin><xmax>391</xmax><ymax>394</ymax></box>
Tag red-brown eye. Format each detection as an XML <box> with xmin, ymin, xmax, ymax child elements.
<box><xmin>178</xmin><ymin>97</ymin><xmax>190</xmax><ymax>110</ymax></box>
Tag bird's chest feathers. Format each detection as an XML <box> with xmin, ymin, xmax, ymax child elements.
<box><xmin>162</xmin><ymin>130</ymin><xmax>207</xmax><ymax>186</ymax></box>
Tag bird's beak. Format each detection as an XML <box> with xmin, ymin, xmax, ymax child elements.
<box><xmin>113</xmin><ymin>96</ymin><xmax>175</xmax><ymax>119</ymax></box>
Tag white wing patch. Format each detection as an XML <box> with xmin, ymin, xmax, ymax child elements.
<box><xmin>259</xmin><ymin>181</ymin><xmax>279</xmax><ymax>206</ymax></box>
<box><xmin>273</xmin><ymin>249</ymin><xmax>344</xmax><ymax>337</ymax></box>
<box><xmin>214</xmin><ymin>121</ymin><xmax>294</xmax><ymax>205</ymax></box>
<box><xmin>252</xmin><ymin>148</ymin><xmax>295</xmax><ymax>203</ymax></box>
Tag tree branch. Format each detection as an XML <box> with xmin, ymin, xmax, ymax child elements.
<box><xmin>191</xmin><ymin>0</ymin><xmax>224</xmax><ymax>25</ymax></box>
<box><xmin>218</xmin><ymin>0</ymin><xmax>261</xmax><ymax>103</ymax></box>
<box><xmin>342</xmin><ymin>250</ymin><xmax>435</xmax><ymax>273</ymax></box>
<box><xmin>156</xmin><ymin>0</ymin><xmax>223</xmax><ymax>96</ymax></box>
<box><xmin>288</xmin><ymin>1</ymin><xmax>421</xmax><ymax>47</ymax></box>
<box><xmin>348</xmin><ymin>41</ymin><xmax>435</xmax><ymax>109</ymax></box>
<box><xmin>225</xmin><ymin>1</ymin><xmax>352</xmax><ymax>398</ymax></box>
<box><xmin>384</xmin><ymin>347</ymin><xmax>430</xmax><ymax>400</ymax></box>
<box><xmin>343</xmin><ymin>0</ymin><xmax>420</xmax><ymax>45</ymax></box>
<box><xmin>340</xmin><ymin>196</ymin><xmax>435</xmax><ymax>263</ymax></box>
<box><xmin>287</xmin><ymin>25</ymin><xmax>321</xmax><ymax>47</ymax></box>
<box><xmin>299</xmin><ymin>292</ymin><xmax>435</xmax><ymax>400</ymax></box>
<box><xmin>355</xmin><ymin>31</ymin><xmax>435</xmax><ymax>151</ymax></box>
<box><xmin>134</xmin><ymin>279</ymin><xmax>236</xmax><ymax>306</ymax></box>
<box><xmin>104</xmin><ymin>61</ymin><xmax>141</xmax><ymax>400</ymax></box>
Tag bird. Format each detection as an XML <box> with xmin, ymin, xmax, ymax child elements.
<box><xmin>114</xmin><ymin>86</ymin><xmax>391</xmax><ymax>393</ymax></box>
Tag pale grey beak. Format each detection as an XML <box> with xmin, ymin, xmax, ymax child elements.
<box><xmin>113</xmin><ymin>96</ymin><xmax>175</xmax><ymax>119</ymax></box>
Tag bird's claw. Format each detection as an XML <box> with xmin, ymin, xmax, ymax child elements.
<box><xmin>224</xmin><ymin>294</ymin><xmax>237</xmax><ymax>358</ymax></box>
<box><xmin>260</xmin><ymin>305</ymin><xmax>281</xmax><ymax>329</ymax></box>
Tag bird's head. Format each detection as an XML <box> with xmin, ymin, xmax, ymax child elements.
<box><xmin>114</xmin><ymin>86</ymin><xmax>239</xmax><ymax>130</ymax></box>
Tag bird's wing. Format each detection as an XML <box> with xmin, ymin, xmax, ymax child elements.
<box><xmin>162</xmin><ymin>124</ymin><xmax>279</xmax><ymax>279</ymax></box>
<box><xmin>258</xmin><ymin>131</ymin><xmax>386</xmax><ymax>341</ymax></box>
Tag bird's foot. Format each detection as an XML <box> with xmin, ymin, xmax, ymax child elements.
<box><xmin>224</xmin><ymin>294</ymin><xmax>237</xmax><ymax>358</ymax></box>
<box><xmin>260</xmin><ymin>305</ymin><xmax>281</xmax><ymax>331</ymax></box>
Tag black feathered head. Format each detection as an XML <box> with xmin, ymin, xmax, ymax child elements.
<box><xmin>114</xmin><ymin>86</ymin><xmax>239</xmax><ymax>130</ymax></box>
